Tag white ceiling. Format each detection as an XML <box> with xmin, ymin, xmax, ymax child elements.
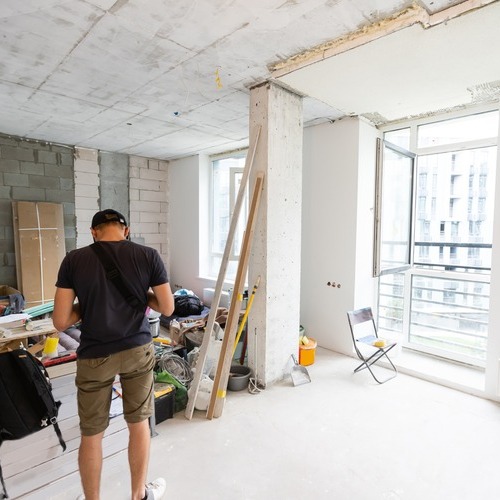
<box><xmin>0</xmin><ymin>0</ymin><xmax>497</xmax><ymax>160</ymax></box>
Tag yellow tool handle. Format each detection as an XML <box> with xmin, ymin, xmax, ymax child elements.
<box><xmin>232</xmin><ymin>276</ymin><xmax>261</xmax><ymax>355</ymax></box>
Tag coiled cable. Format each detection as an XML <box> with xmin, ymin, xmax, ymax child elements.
<box><xmin>158</xmin><ymin>351</ymin><xmax>193</xmax><ymax>387</ymax></box>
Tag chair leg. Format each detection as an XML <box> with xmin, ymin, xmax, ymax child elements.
<box><xmin>353</xmin><ymin>347</ymin><xmax>397</xmax><ymax>384</ymax></box>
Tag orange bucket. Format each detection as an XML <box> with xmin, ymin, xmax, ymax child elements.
<box><xmin>298</xmin><ymin>337</ymin><xmax>317</xmax><ymax>366</ymax></box>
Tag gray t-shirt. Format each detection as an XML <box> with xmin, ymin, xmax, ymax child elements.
<box><xmin>56</xmin><ymin>240</ymin><xmax>168</xmax><ymax>358</ymax></box>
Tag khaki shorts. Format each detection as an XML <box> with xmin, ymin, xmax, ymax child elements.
<box><xmin>76</xmin><ymin>343</ymin><xmax>155</xmax><ymax>436</ymax></box>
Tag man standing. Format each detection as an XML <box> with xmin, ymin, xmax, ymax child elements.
<box><xmin>53</xmin><ymin>209</ymin><xmax>174</xmax><ymax>500</ymax></box>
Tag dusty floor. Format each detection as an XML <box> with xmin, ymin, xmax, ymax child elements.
<box><xmin>41</xmin><ymin>347</ymin><xmax>500</xmax><ymax>499</ymax></box>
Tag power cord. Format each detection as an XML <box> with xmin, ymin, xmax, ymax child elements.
<box><xmin>248</xmin><ymin>327</ymin><xmax>264</xmax><ymax>394</ymax></box>
<box><xmin>247</xmin><ymin>376</ymin><xmax>264</xmax><ymax>394</ymax></box>
<box><xmin>158</xmin><ymin>352</ymin><xmax>193</xmax><ymax>387</ymax></box>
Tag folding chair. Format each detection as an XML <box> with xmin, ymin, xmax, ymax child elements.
<box><xmin>346</xmin><ymin>307</ymin><xmax>397</xmax><ymax>384</ymax></box>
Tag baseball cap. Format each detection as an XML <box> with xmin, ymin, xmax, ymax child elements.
<box><xmin>91</xmin><ymin>209</ymin><xmax>128</xmax><ymax>229</ymax></box>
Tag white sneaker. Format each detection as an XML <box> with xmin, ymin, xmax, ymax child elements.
<box><xmin>145</xmin><ymin>477</ymin><xmax>166</xmax><ymax>500</ymax></box>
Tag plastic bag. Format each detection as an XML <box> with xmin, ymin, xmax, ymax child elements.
<box><xmin>155</xmin><ymin>370</ymin><xmax>188</xmax><ymax>412</ymax></box>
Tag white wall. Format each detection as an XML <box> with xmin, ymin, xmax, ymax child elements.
<box><xmin>485</xmin><ymin>112</ymin><xmax>500</xmax><ymax>400</ymax></box>
<box><xmin>300</xmin><ymin>117</ymin><xmax>379</xmax><ymax>355</ymax></box>
<box><xmin>167</xmin><ymin>155</ymin><xmax>202</xmax><ymax>294</ymax></box>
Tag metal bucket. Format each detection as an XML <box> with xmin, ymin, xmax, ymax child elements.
<box><xmin>148</xmin><ymin>317</ymin><xmax>160</xmax><ymax>338</ymax></box>
<box><xmin>147</xmin><ymin>309</ymin><xmax>161</xmax><ymax>338</ymax></box>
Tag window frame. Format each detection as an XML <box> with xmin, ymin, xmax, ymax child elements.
<box><xmin>373</xmin><ymin>138</ymin><xmax>416</xmax><ymax>277</ymax></box>
<box><xmin>208</xmin><ymin>149</ymin><xmax>248</xmax><ymax>281</ymax></box>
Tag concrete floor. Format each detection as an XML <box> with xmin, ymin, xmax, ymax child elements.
<box><xmin>48</xmin><ymin>347</ymin><xmax>500</xmax><ymax>500</ymax></box>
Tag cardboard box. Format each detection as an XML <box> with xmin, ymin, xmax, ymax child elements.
<box><xmin>12</xmin><ymin>202</ymin><xmax>66</xmax><ymax>308</ymax></box>
<box><xmin>0</xmin><ymin>285</ymin><xmax>22</xmax><ymax>298</ymax></box>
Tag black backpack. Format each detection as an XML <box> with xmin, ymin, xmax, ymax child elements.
<box><xmin>174</xmin><ymin>294</ymin><xmax>204</xmax><ymax>317</ymax></box>
<box><xmin>0</xmin><ymin>349</ymin><xmax>66</xmax><ymax>499</ymax></box>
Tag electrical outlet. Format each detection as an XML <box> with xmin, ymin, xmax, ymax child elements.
<box><xmin>327</xmin><ymin>281</ymin><xmax>341</xmax><ymax>288</ymax></box>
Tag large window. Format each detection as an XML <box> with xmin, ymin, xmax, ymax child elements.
<box><xmin>209</xmin><ymin>151</ymin><xmax>248</xmax><ymax>281</ymax></box>
<box><xmin>377</xmin><ymin>109</ymin><xmax>498</xmax><ymax>367</ymax></box>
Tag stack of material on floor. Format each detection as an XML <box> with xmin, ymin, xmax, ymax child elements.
<box><xmin>159</xmin><ymin>306</ymin><xmax>231</xmax><ymax>350</ymax></box>
<box><xmin>0</xmin><ymin>313</ymin><xmax>31</xmax><ymax>340</ymax></box>
<box><xmin>0</xmin><ymin>313</ymin><xmax>30</xmax><ymax>329</ymax></box>
<box><xmin>160</xmin><ymin>305</ymin><xmax>210</xmax><ymax>329</ymax></box>
<box><xmin>0</xmin><ymin>319</ymin><xmax>56</xmax><ymax>355</ymax></box>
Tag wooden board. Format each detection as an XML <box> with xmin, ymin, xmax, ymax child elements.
<box><xmin>184</xmin><ymin>125</ymin><xmax>261</xmax><ymax>420</ymax></box>
<box><xmin>207</xmin><ymin>173</ymin><xmax>264</xmax><ymax>419</ymax></box>
<box><xmin>12</xmin><ymin>201</ymin><xmax>66</xmax><ymax>308</ymax></box>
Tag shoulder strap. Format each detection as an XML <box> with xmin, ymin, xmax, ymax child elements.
<box><xmin>90</xmin><ymin>242</ymin><xmax>146</xmax><ymax>314</ymax></box>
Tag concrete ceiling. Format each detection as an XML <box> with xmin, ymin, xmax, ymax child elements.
<box><xmin>0</xmin><ymin>0</ymin><xmax>497</xmax><ymax>160</ymax></box>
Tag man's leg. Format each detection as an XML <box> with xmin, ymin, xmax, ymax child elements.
<box><xmin>79</xmin><ymin>431</ymin><xmax>105</xmax><ymax>500</ymax></box>
<box><xmin>128</xmin><ymin>419</ymin><xmax>150</xmax><ymax>500</ymax></box>
<box><xmin>119</xmin><ymin>343</ymin><xmax>157</xmax><ymax>499</ymax></box>
<box><xmin>76</xmin><ymin>354</ymin><xmax>117</xmax><ymax>499</ymax></box>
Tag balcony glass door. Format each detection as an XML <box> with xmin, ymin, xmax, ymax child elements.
<box><xmin>377</xmin><ymin>109</ymin><xmax>498</xmax><ymax>368</ymax></box>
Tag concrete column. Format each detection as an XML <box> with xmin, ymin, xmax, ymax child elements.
<box><xmin>247</xmin><ymin>81</ymin><xmax>303</xmax><ymax>385</ymax></box>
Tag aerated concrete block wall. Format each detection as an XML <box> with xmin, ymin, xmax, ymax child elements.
<box><xmin>1</xmin><ymin>134</ymin><xmax>170</xmax><ymax>290</ymax></box>
<box><xmin>100</xmin><ymin>151</ymin><xmax>129</xmax><ymax>227</ymax></box>
<box><xmin>0</xmin><ymin>133</ymin><xmax>76</xmax><ymax>288</ymax></box>
<box><xmin>129</xmin><ymin>155</ymin><xmax>169</xmax><ymax>269</ymax></box>
<box><xmin>74</xmin><ymin>147</ymin><xmax>99</xmax><ymax>248</ymax></box>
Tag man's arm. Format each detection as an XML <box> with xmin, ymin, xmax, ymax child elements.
<box><xmin>53</xmin><ymin>287</ymin><xmax>81</xmax><ymax>331</ymax></box>
<box><xmin>147</xmin><ymin>283</ymin><xmax>174</xmax><ymax>317</ymax></box>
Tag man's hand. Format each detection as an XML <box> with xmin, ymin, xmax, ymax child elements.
<box><xmin>147</xmin><ymin>283</ymin><xmax>174</xmax><ymax>316</ymax></box>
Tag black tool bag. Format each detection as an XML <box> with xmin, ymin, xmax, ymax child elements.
<box><xmin>174</xmin><ymin>294</ymin><xmax>204</xmax><ymax>317</ymax></box>
<box><xmin>0</xmin><ymin>349</ymin><xmax>66</xmax><ymax>499</ymax></box>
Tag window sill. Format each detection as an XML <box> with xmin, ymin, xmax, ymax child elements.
<box><xmin>384</xmin><ymin>347</ymin><xmax>485</xmax><ymax>396</ymax></box>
